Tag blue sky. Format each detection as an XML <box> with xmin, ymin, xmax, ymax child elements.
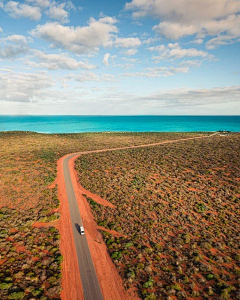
<box><xmin>0</xmin><ymin>0</ymin><xmax>240</xmax><ymax>115</ymax></box>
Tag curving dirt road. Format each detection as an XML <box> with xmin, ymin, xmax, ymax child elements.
<box><xmin>61</xmin><ymin>133</ymin><xmax>218</xmax><ymax>300</ymax></box>
<box><xmin>63</xmin><ymin>154</ymin><xmax>104</xmax><ymax>300</ymax></box>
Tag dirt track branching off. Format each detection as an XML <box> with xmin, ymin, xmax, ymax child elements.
<box><xmin>76</xmin><ymin>133</ymin><xmax>240</xmax><ymax>300</ymax></box>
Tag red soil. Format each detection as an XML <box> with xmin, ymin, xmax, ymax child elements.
<box><xmin>32</xmin><ymin>220</ymin><xmax>59</xmax><ymax>228</ymax></box>
<box><xmin>48</xmin><ymin>179</ymin><xmax>57</xmax><ymax>189</ymax></box>
<box><xmin>96</xmin><ymin>226</ymin><xmax>125</xmax><ymax>238</ymax></box>
<box><xmin>0</xmin><ymin>259</ymin><xmax>7</xmax><ymax>265</ymax></box>
<box><xmin>76</xmin><ymin>177</ymin><xmax>115</xmax><ymax>208</ymax></box>
<box><xmin>15</xmin><ymin>245</ymin><xmax>26</xmax><ymax>253</ymax></box>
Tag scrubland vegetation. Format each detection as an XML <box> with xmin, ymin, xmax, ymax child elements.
<box><xmin>0</xmin><ymin>131</ymin><xmax>205</xmax><ymax>299</ymax></box>
<box><xmin>77</xmin><ymin>133</ymin><xmax>240</xmax><ymax>300</ymax></box>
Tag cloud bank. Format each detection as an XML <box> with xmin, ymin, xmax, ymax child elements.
<box><xmin>125</xmin><ymin>0</ymin><xmax>240</xmax><ymax>48</ymax></box>
<box><xmin>31</xmin><ymin>17</ymin><xmax>118</xmax><ymax>54</ymax></box>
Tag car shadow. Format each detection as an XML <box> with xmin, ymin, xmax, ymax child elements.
<box><xmin>75</xmin><ymin>223</ymin><xmax>80</xmax><ymax>233</ymax></box>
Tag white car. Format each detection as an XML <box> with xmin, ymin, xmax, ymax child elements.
<box><xmin>80</xmin><ymin>226</ymin><xmax>85</xmax><ymax>235</ymax></box>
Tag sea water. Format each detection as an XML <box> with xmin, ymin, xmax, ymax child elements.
<box><xmin>0</xmin><ymin>115</ymin><xmax>239</xmax><ymax>133</ymax></box>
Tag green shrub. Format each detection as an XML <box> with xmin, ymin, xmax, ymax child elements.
<box><xmin>8</xmin><ymin>292</ymin><xmax>25</xmax><ymax>300</ymax></box>
<box><xmin>143</xmin><ymin>277</ymin><xmax>154</xmax><ymax>288</ymax></box>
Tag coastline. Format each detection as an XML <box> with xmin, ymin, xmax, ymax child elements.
<box><xmin>0</xmin><ymin>115</ymin><xmax>240</xmax><ymax>133</ymax></box>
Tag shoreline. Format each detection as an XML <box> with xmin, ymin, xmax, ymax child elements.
<box><xmin>0</xmin><ymin>130</ymin><xmax>231</xmax><ymax>134</ymax></box>
<box><xmin>0</xmin><ymin>116</ymin><xmax>239</xmax><ymax>134</ymax></box>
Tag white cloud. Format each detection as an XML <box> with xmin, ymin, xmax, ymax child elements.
<box><xmin>142</xmin><ymin>37</ymin><xmax>159</xmax><ymax>45</ymax></box>
<box><xmin>114</xmin><ymin>63</ymin><xmax>134</xmax><ymax>70</ymax></box>
<box><xmin>31</xmin><ymin>17</ymin><xmax>118</xmax><ymax>54</ymax></box>
<box><xmin>121</xmin><ymin>57</ymin><xmax>139</xmax><ymax>63</ymax></box>
<box><xmin>3</xmin><ymin>1</ymin><xmax>76</xmax><ymax>22</ymax></box>
<box><xmin>149</xmin><ymin>43</ymin><xmax>209</xmax><ymax>60</ymax></box>
<box><xmin>153</xmin><ymin>22</ymin><xmax>198</xmax><ymax>40</ymax></box>
<box><xmin>138</xmin><ymin>86</ymin><xmax>240</xmax><ymax>108</ymax></box>
<box><xmin>4</xmin><ymin>1</ymin><xmax>42</xmax><ymax>20</ymax></box>
<box><xmin>148</xmin><ymin>44</ymin><xmax>165</xmax><ymax>52</ymax></box>
<box><xmin>124</xmin><ymin>48</ymin><xmax>138</xmax><ymax>56</ymax></box>
<box><xmin>103</xmin><ymin>53</ymin><xmax>110</xmax><ymax>66</ymax></box>
<box><xmin>0</xmin><ymin>27</ymin><xmax>3</xmax><ymax>33</ymax></box>
<box><xmin>101</xmin><ymin>74</ymin><xmax>116</xmax><ymax>82</ymax></box>
<box><xmin>1</xmin><ymin>85</ymin><xmax>239</xmax><ymax>115</ymax></box>
<box><xmin>0</xmin><ymin>71</ymin><xmax>54</xmax><ymax>102</ymax></box>
<box><xmin>126</xmin><ymin>0</ymin><xmax>240</xmax><ymax>21</ymax></box>
<box><xmin>26</xmin><ymin>0</ymin><xmax>51</xmax><ymax>9</ymax></box>
<box><xmin>26</xmin><ymin>50</ymin><xmax>96</xmax><ymax>70</ymax></box>
<box><xmin>5</xmin><ymin>35</ymin><xmax>33</xmax><ymax>43</ymax></box>
<box><xmin>113</xmin><ymin>57</ymin><xmax>138</xmax><ymax>69</ymax></box>
<box><xmin>121</xmin><ymin>57</ymin><xmax>141</xmax><ymax>69</ymax></box>
<box><xmin>68</xmin><ymin>71</ymin><xmax>116</xmax><ymax>82</ymax></box>
<box><xmin>125</xmin><ymin>0</ymin><xmax>240</xmax><ymax>44</ymax></box>
<box><xmin>114</xmin><ymin>37</ymin><xmax>141</xmax><ymax>48</ymax></box>
<box><xmin>191</xmin><ymin>39</ymin><xmax>203</xmax><ymax>45</ymax></box>
<box><xmin>124</xmin><ymin>66</ymin><xmax>189</xmax><ymax>78</ymax></box>
<box><xmin>45</xmin><ymin>3</ymin><xmax>69</xmax><ymax>23</ymax></box>
<box><xmin>179</xmin><ymin>60</ymin><xmax>203</xmax><ymax>68</ymax></box>
<box><xmin>132</xmin><ymin>20</ymin><xmax>142</xmax><ymax>26</ymax></box>
<box><xmin>206</xmin><ymin>34</ymin><xmax>238</xmax><ymax>49</ymax></box>
<box><xmin>0</xmin><ymin>35</ymin><xmax>32</xmax><ymax>59</ymax></box>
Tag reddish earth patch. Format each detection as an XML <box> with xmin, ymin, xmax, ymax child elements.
<box><xmin>96</xmin><ymin>226</ymin><xmax>125</xmax><ymax>238</ymax></box>
<box><xmin>48</xmin><ymin>179</ymin><xmax>57</xmax><ymax>189</ymax></box>
<box><xmin>187</xmin><ymin>187</ymin><xmax>200</xmax><ymax>192</ymax></box>
<box><xmin>15</xmin><ymin>245</ymin><xmax>26</xmax><ymax>253</ymax></box>
<box><xmin>32</xmin><ymin>220</ymin><xmax>60</xmax><ymax>228</ymax></box>
<box><xmin>76</xmin><ymin>176</ymin><xmax>115</xmax><ymax>208</ymax></box>
<box><xmin>0</xmin><ymin>259</ymin><xmax>7</xmax><ymax>265</ymax></box>
<box><xmin>32</xmin><ymin>256</ymin><xmax>39</xmax><ymax>261</ymax></box>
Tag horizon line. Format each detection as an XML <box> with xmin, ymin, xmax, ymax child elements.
<box><xmin>1</xmin><ymin>115</ymin><xmax>240</xmax><ymax>117</ymax></box>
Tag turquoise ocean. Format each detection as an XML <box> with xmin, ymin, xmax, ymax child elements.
<box><xmin>0</xmin><ymin>116</ymin><xmax>239</xmax><ymax>133</ymax></box>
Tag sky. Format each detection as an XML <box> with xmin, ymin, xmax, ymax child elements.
<box><xmin>0</xmin><ymin>0</ymin><xmax>240</xmax><ymax>115</ymax></box>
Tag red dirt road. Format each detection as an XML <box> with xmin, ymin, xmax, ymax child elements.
<box><xmin>58</xmin><ymin>155</ymin><xmax>84</xmax><ymax>300</ymax></box>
